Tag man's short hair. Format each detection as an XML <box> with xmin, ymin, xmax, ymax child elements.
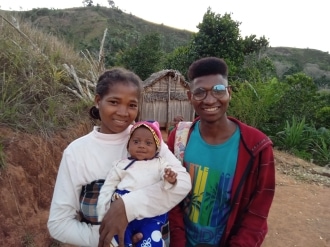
<box><xmin>188</xmin><ymin>57</ymin><xmax>228</xmax><ymax>81</ymax></box>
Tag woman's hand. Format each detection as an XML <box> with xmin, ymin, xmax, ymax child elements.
<box><xmin>98</xmin><ymin>197</ymin><xmax>142</xmax><ymax>247</ymax></box>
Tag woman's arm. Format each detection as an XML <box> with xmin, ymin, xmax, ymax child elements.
<box><xmin>48</xmin><ymin>149</ymin><xmax>100</xmax><ymax>247</ymax></box>
<box><xmin>97</xmin><ymin>163</ymin><xmax>121</xmax><ymax>222</ymax></box>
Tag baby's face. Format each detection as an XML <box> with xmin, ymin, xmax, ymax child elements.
<box><xmin>128</xmin><ymin>126</ymin><xmax>157</xmax><ymax>160</ymax></box>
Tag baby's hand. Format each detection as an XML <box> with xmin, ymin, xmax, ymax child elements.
<box><xmin>164</xmin><ymin>167</ymin><xmax>177</xmax><ymax>184</ymax></box>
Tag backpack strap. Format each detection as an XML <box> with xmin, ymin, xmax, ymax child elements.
<box><xmin>173</xmin><ymin>121</ymin><xmax>193</xmax><ymax>163</ymax></box>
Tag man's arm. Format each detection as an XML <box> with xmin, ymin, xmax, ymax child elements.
<box><xmin>228</xmin><ymin>146</ymin><xmax>275</xmax><ymax>246</ymax></box>
<box><xmin>167</xmin><ymin>128</ymin><xmax>187</xmax><ymax>247</ymax></box>
<box><xmin>168</xmin><ymin>204</ymin><xmax>186</xmax><ymax>247</ymax></box>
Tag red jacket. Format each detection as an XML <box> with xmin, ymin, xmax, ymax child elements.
<box><xmin>168</xmin><ymin>117</ymin><xmax>275</xmax><ymax>247</ymax></box>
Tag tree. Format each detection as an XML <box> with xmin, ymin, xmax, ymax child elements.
<box><xmin>268</xmin><ymin>73</ymin><xmax>319</xmax><ymax>134</ymax></box>
<box><xmin>315</xmin><ymin>89</ymin><xmax>330</xmax><ymax>129</ymax></box>
<box><xmin>192</xmin><ymin>9</ymin><xmax>244</xmax><ymax>74</ymax></box>
<box><xmin>163</xmin><ymin>8</ymin><xmax>270</xmax><ymax>78</ymax></box>
<box><xmin>163</xmin><ymin>45</ymin><xmax>196</xmax><ymax>78</ymax></box>
<box><xmin>82</xmin><ymin>0</ymin><xmax>93</xmax><ymax>7</ymax></box>
<box><xmin>229</xmin><ymin>78</ymin><xmax>283</xmax><ymax>131</ymax></box>
<box><xmin>108</xmin><ymin>0</ymin><xmax>115</xmax><ymax>8</ymax></box>
<box><xmin>238</xmin><ymin>53</ymin><xmax>276</xmax><ymax>82</ymax></box>
<box><xmin>242</xmin><ymin>34</ymin><xmax>269</xmax><ymax>54</ymax></box>
<box><xmin>116</xmin><ymin>33</ymin><xmax>164</xmax><ymax>80</ymax></box>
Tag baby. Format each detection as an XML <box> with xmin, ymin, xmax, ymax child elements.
<box><xmin>97</xmin><ymin>120</ymin><xmax>180</xmax><ymax>247</ymax></box>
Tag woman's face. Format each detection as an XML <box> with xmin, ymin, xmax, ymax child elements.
<box><xmin>128</xmin><ymin>127</ymin><xmax>157</xmax><ymax>160</ymax></box>
<box><xmin>95</xmin><ymin>82</ymin><xmax>139</xmax><ymax>134</ymax></box>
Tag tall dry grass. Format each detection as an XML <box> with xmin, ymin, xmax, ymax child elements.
<box><xmin>0</xmin><ymin>11</ymin><xmax>104</xmax><ymax>136</ymax></box>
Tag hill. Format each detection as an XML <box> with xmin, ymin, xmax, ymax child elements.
<box><xmin>14</xmin><ymin>6</ymin><xmax>193</xmax><ymax>54</ymax></box>
<box><xmin>265</xmin><ymin>47</ymin><xmax>330</xmax><ymax>87</ymax></box>
<box><xmin>6</xmin><ymin>6</ymin><xmax>330</xmax><ymax>86</ymax></box>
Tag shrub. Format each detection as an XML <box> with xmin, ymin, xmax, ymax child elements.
<box><xmin>274</xmin><ymin>117</ymin><xmax>330</xmax><ymax>166</ymax></box>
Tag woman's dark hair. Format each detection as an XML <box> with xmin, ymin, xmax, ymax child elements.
<box><xmin>187</xmin><ymin>57</ymin><xmax>228</xmax><ymax>81</ymax></box>
<box><xmin>89</xmin><ymin>67</ymin><xmax>143</xmax><ymax>120</ymax></box>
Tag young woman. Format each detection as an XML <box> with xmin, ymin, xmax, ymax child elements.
<box><xmin>47</xmin><ymin>67</ymin><xmax>191</xmax><ymax>247</ymax></box>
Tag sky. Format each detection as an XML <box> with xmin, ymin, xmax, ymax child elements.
<box><xmin>1</xmin><ymin>0</ymin><xmax>329</xmax><ymax>53</ymax></box>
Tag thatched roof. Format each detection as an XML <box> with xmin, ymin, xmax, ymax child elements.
<box><xmin>143</xmin><ymin>69</ymin><xmax>189</xmax><ymax>88</ymax></box>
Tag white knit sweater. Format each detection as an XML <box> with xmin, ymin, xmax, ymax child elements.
<box><xmin>47</xmin><ymin>126</ymin><xmax>191</xmax><ymax>247</ymax></box>
<box><xmin>97</xmin><ymin>157</ymin><xmax>177</xmax><ymax>222</ymax></box>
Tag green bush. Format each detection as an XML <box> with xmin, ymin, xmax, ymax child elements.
<box><xmin>315</xmin><ymin>106</ymin><xmax>330</xmax><ymax>129</ymax></box>
<box><xmin>311</xmin><ymin>127</ymin><xmax>330</xmax><ymax>166</ymax></box>
<box><xmin>229</xmin><ymin>78</ymin><xmax>284</xmax><ymax>132</ymax></box>
<box><xmin>274</xmin><ymin>117</ymin><xmax>312</xmax><ymax>152</ymax></box>
<box><xmin>273</xmin><ymin>117</ymin><xmax>330</xmax><ymax>166</ymax></box>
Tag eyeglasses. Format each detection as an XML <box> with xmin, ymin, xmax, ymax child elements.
<box><xmin>191</xmin><ymin>84</ymin><xmax>230</xmax><ymax>101</ymax></box>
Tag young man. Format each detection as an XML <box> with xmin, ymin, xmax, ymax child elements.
<box><xmin>167</xmin><ymin>57</ymin><xmax>275</xmax><ymax>247</ymax></box>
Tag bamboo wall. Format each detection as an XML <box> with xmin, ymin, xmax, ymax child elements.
<box><xmin>139</xmin><ymin>73</ymin><xmax>194</xmax><ymax>128</ymax></box>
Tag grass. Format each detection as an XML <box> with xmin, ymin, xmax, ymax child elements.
<box><xmin>21</xmin><ymin>232</ymin><xmax>36</xmax><ymax>247</ymax></box>
<box><xmin>49</xmin><ymin>239</ymin><xmax>63</xmax><ymax>247</ymax></box>
<box><xmin>0</xmin><ymin>141</ymin><xmax>6</xmax><ymax>169</ymax></box>
<box><xmin>0</xmin><ymin>12</ymin><xmax>96</xmax><ymax>135</ymax></box>
<box><xmin>275</xmin><ymin>117</ymin><xmax>310</xmax><ymax>151</ymax></box>
<box><xmin>275</xmin><ymin>117</ymin><xmax>330</xmax><ymax>166</ymax></box>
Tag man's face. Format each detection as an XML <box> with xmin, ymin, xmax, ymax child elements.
<box><xmin>187</xmin><ymin>74</ymin><xmax>231</xmax><ymax>123</ymax></box>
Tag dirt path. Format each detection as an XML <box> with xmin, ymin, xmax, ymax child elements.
<box><xmin>263</xmin><ymin>170</ymin><xmax>330</xmax><ymax>247</ymax></box>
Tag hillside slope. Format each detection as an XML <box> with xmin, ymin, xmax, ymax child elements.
<box><xmin>12</xmin><ymin>7</ymin><xmax>193</xmax><ymax>54</ymax></box>
<box><xmin>6</xmin><ymin>6</ymin><xmax>330</xmax><ymax>85</ymax></box>
<box><xmin>265</xmin><ymin>47</ymin><xmax>330</xmax><ymax>86</ymax></box>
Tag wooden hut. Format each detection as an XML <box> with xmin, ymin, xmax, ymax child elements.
<box><xmin>139</xmin><ymin>69</ymin><xmax>195</xmax><ymax>130</ymax></box>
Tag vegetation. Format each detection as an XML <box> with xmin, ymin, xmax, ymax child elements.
<box><xmin>13</xmin><ymin>6</ymin><xmax>193</xmax><ymax>69</ymax></box>
<box><xmin>0</xmin><ymin>7</ymin><xmax>329</xmax><ymax>167</ymax></box>
<box><xmin>21</xmin><ymin>232</ymin><xmax>36</xmax><ymax>247</ymax></box>
<box><xmin>228</xmin><ymin>76</ymin><xmax>330</xmax><ymax>166</ymax></box>
<box><xmin>116</xmin><ymin>33</ymin><xmax>165</xmax><ymax>80</ymax></box>
<box><xmin>0</xmin><ymin>12</ymin><xmax>95</xmax><ymax>136</ymax></box>
<box><xmin>7</xmin><ymin>6</ymin><xmax>330</xmax><ymax>85</ymax></box>
<box><xmin>0</xmin><ymin>141</ymin><xmax>5</xmax><ymax>169</ymax></box>
<box><xmin>265</xmin><ymin>47</ymin><xmax>330</xmax><ymax>87</ymax></box>
<box><xmin>275</xmin><ymin>117</ymin><xmax>330</xmax><ymax>166</ymax></box>
<box><xmin>163</xmin><ymin>9</ymin><xmax>270</xmax><ymax>79</ymax></box>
